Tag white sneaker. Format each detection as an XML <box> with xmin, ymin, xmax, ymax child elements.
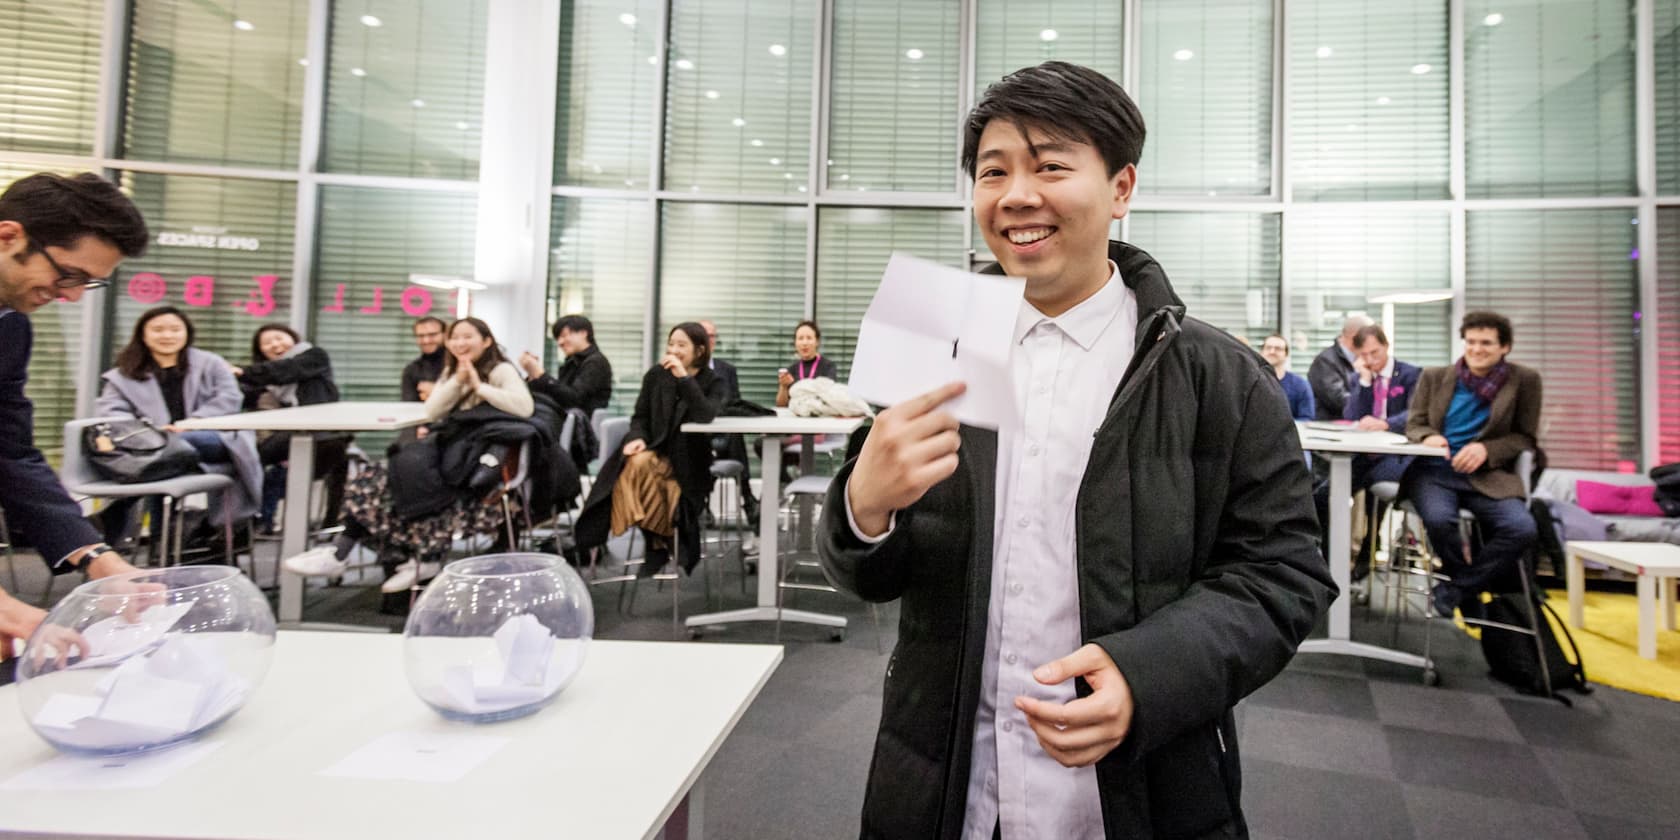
<box><xmin>741</xmin><ymin>533</ymin><xmax>758</xmax><ymax>555</ymax></box>
<box><xmin>380</xmin><ymin>559</ymin><xmax>442</xmax><ymax>593</ymax></box>
<box><xmin>283</xmin><ymin>546</ymin><xmax>347</xmax><ymax>579</ymax></box>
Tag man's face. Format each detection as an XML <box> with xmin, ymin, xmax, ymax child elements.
<box><xmin>1260</xmin><ymin>337</ymin><xmax>1289</xmax><ymax>369</ymax></box>
<box><xmin>0</xmin><ymin>226</ymin><xmax>123</xmax><ymax>314</ymax></box>
<box><xmin>1462</xmin><ymin>327</ymin><xmax>1509</xmax><ymax>373</ymax></box>
<box><xmin>1355</xmin><ymin>337</ymin><xmax>1390</xmax><ymax>375</ymax></box>
<box><xmin>701</xmin><ymin>321</ymin><xmax>719</xmax><ymax>353</ymax></box>
<box><xmin>413</xmin><ymin>321</ymin><xmax>444</xmax><ymax>355</ymax></box>
<box><xmin>972</xmin><ymin>121</ymin><xmax>1133</xmax><ymax>301</ymax></box>
<box><xmin>556</xmin><ymin>327</ymin><xmax>589</xmax><ymax>356</ymax></box>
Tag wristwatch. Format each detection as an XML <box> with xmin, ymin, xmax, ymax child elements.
<box><xmin>55</xmin><ymin>542</ymin><xmax>115</xmax><ymax>574</ymax></box>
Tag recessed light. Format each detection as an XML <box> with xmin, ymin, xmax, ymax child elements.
<box><xmin>905</xmin><ymin>48</ymin><xmax>924</xmax><ymax>61</ymax></box>
<box><xmin>350</xmin><ymin>67</ymin><xmax>367</xmax><ymax>77</ymax></box>
<box><xmin>360</xmin><ymin>14</ymin><xmax>381</xmax><ymax>27</ymax></box>
<box><xmin>1173</xmin><ymin>49</ymin><xmax>1194</xmax><ymax>61</ymax></box>
<box><xmin>1040</xmin><ymin>29</ymin><xmax>1058</xmax><ymax>42</ymax></box>
<box><xmin>647</xmin><ymin>55</ymin><xmax>657</xmax><ymax>65</ymax></box>
<box><xmin>619</xmin><ymin>13</ymin><xmax>637</xmax><ymax>26</ymax></box>
<box><xmin>233</xmin><ymin>19</ymin><xmax>254</xmax><ymax>31</ymax></box>
<box><xmin>750</xmin><ymin>139</ymin><xmax>764</xmax><ymax>147</ymax></box>
<box><xmin>1411</xmin><ymin>63</ymin><xmax>1432</xmax><ymax>75</ymax></box>
<box><xmin>769</xmin><ymin>44</ymin><xmax>786</xmax><ymax>56</ymax></box>
<box><xmin>732</xmin><ymin>117</ymin><xmax>746</xmax><ymax>127</ymax></box>
<box><xmin>839</xmin><ymin>174</ymin><xmax>850</xmax><ymax>181</ymax></box>
<box><xmin>1376</xmin><ymin>96</ymin><xmax>1391</xmax><ymax>105</ymax></box>
<box><xmin>410</xmin><ymin>98</ymin><xmax>425</xmax><ymax>108</ymax></box>
<box><xmin>1316</xmin><ymin>46</ymin><xmax>1333</xmax><ymax>58</ymax></box>
<box><xmin>297</xmin><ymin>58</ymin><xmax>309</xmax><ymax>67</ymax></box>
<box><xmin>769</xmin><ymin>157</ymin><xmax>781</xmax><ymax>165</ymax></box>
<box><xmin>675</xmin><ymin>58</ymin><xmax>694</xmax><ymax>70</ymax></box>
<box><xmin>796</xmin><ymin>185</ymin><xmax>807</xmax><ymax>192</ymax></box>
<box><xmin>705</xmin><ymin>90</ymin><xmax>720</xmax><ymax>99</ymax></box>
<box><xmin>783</xmin><ymin>173</ymin><xmax>792</xmax><ymax>179</ymax></box>
<box><xmin>455</xmin><ymin>121</ymin><xmax>469</xmax><ymax>130</ymax></box>
<box><xmin>1483</xmin><ymin>12</ymin><xmax>1504</xmax><ymax>26</ymax></box>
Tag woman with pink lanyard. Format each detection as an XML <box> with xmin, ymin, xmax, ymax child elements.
<box><xmin>774</xmin><ymin>319</ymin><xmax>837</xmax><ymax>407</ymax></box>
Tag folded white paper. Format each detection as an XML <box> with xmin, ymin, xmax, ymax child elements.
<box><xmin>69</xmin><ymin>602</ymin><xmax>193</xmax><ymax>669</ymax></box>
<box><xmin>435</xmin><ymin>615</ymin><xmax>563</xmax><ymax>714</ymax></box>
<box><xmin>319</xmin><ymin>731</ymin><xmax>511</xmax><ymax>783</ymax></box>
<box><xmin>848</xmin><ymin>253</ymin><xmax>1024</xmax><ymax>430</ymax></box>
<box><xmin>0</xmin><ymin>741</ymin><xmax>222</xmax><ymax>791</ymax></box>
<box><xmin>32</xmin><ymin>632</ymin><xmax>250</xmax><ymax>751</ymax></box>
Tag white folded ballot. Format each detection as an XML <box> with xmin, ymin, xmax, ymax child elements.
<box><xmin>438</xmin><ymin>614</ymin><xmax>573</xmax><ymax>714</ymax></box>
<box><xmin>848</xmin><ymin>253</ymin><xmax>1024</xmax><ymax>430</ymax></box>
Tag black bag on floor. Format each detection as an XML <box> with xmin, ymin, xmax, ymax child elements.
<box><xmin>1480</xmin><ymin>593</ymin><xmax>1590</xmax><ymax>704</ymax></box>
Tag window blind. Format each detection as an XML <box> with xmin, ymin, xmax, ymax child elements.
<box><xmin>814</xmin><ymin>207</ymin><xmax>967</xmax><ymax>382</ymax></box>
<box><xmin>1658</xmin><ymin>0</ymin><xmax>1680</xmax><ymax>194</ymax></box>
<box><xmin>1286</xmin><ymin>210</ymin><xmax>1452</xmax><ymax>372</ymax></box>
<box><xmin>1127</xmin><ymin>212</ymin><xmax>1280</xmax><ymax>342</ymax></box>
<box><xmin>108</xmin><ymin>173</ymin><xmax>296</xmax><ymax>376</ymax></box>
<box><xmin>1657</xmin><ymin>207</ymin><xmax>1680</xmax><ymax>463</ymax></box>
<box><xmin>322</xmin><ymin>0</ymin><xmax>488</xmax><ymax>179</ymax></box>
<box><xmin>123</xmin><ymin>0</ymin><xmax>308</xmax><ymax>168</ymax></box>
<box><xmin>0</xmin><ymin>164</ymin><xmax>80</xmax><ymax>460</ymax></box>
<box><xmin>310</xmin><ymin>185</ymin><xmax>477</xmax><ymax>410</ymax></box>
<box><xmin>1464</xmin><ymin>0</ymin><xmax>1636</xmax><ymax>198</ymax></box>
<box><xmin>1136</xmin><ymin>0</ymin><xmax>1273</xmax><ymax>196</ymax></box>
<box><xmin>827</xmin><ymin>0</ymin><xmax>960</xmax><ymax>193</ymax></box>
<box><xmin>1467</xmin><ymin>209</ymin><xmax>1639</xmax><ymax>470</ymax></box>
<box><xmin>0</xmin><ymin>0</ymin><xmax>100</xmax><ymax>156</ymax></box>
<box><xmin>547</xmin><ymin>196</ymin><xmax>652</xmax><ymax>415</ymax></box>
<box><xmin>663</xmin><ymin>0</ymin><xmax>814</xmax><ymax>195</ymax></box>
<box><xmin>554</xmin><ymin>0</ymin><xmax>660</xmax><ymax>188</ymax></box>
<box><xmin>973</xmin><ymin>0</ymin><xmax>1122</xmax><ymax>96</ymax></box>
<box><xmin>1288</xmin><ymin>0</ymin><xmax>1449</xmax><ymax>201</ymax></box>
<box><xmin>657</xmin><ymin>202</ymin><xmax>807</xmax><ymax>407</ymax></box>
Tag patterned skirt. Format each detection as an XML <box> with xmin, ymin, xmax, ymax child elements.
<box><xmin>341</xmin><ymin>463</ymin><xmax>506</xmax><ymax>562</ymax></box>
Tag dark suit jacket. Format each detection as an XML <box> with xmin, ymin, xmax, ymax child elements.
<box><xmin>0</xmin><ymin>310</ymin><xmax>102</xmax><ymax>567</ymax></box>
<box><xmin>1406</xmin><ymin>363</ymin><xmax>1543</xmax><ymax>500</ymax></box>
<box><xmin>710</xmin><ymin>358</ymin><xmax>740</xmax><ymax>402</ymax></box>
<box><xmin>1307</xmin><ymin>342</ymin><xmax>1356</xmax><ymax>421</ymax></box>
<box><xmin>1342</xmin><ymin>359</ymin><xmax>1422</xmax><ymax>434</ymax></box>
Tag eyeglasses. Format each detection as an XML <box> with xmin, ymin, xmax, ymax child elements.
<box><xmin>31</xmin><ymin>242</ymin><xmax>111</xmax><ymax>291</ymax></box>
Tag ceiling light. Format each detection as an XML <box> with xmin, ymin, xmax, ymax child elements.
<box><xmin>769</xmin><ymin>44</ymin><xmax>786</xmax><ymax>56</ymax></box>
<box><xmin>360</xmin><ymin>14</ymin><xmax>382</xmax><ymax>27</ymax></box>
<box><xmin>1316</xmin><ymin>46</ymin><xmax>1332</xmax><ymax>58</ymax></box>
<box><xmin>732</xmin><ymin>117</ymin><xmax>746</xmax><ymax>127</ymax></box>
<box><xmin>233</xmin><ymin>19</ymin><xmax>254</xmax><ymax>31</ymax></box>
<box><xmin>1376</xmin><ymin>96</ymin><xmax>1391</xmax><ymax>105</ymax></box>
<box><xmin>1410</xmin><ymin>63</ymin><xmax>1431</xmax><ymax>75</ymax></box>
<box><xmin>797</xmin><ymin>185</ymin><xmax>807</xmax><ymax>192</ymax></box>
<box><xmin>624</xmin><ymin>180</ymin><xmax>635</xmax><ymax>187</ymax></box>
<box><xmin>1173</xmin><ymin>49</ymin><xmax>1194</xmax><ymax>61</ymax></box>
<box><xmin>839</xmin><ymin>174</ymin><xmax>850</xmax><ymax>181</ymax></box>
<box><xmin>675</xmin><ymin>58</ymin><xmax>694</xmax><ymax>70</ymax></box>
<box><xmin>769</xmin><ymin>157</ymin><xmax>781</xmax><ymax>165</ymax></box>
<box><xmin>297</xmin><ymin>58</ymin><xmax>309</xmax><ymax>67</ymax></box>
<box><xmin>619</xmin><ymin>13</ymin><xmax>638</xmax><ymax>26</ymax></box>
<box><xmin>1040</xmin><ymin>29</ymin><xmax>1058</xmax><ymax>42</ymax></box>
<box><xmin>1483</xmin><ymin>12</ymin><xmax>1504</xmax><ymax>26</ymax></box>
<box><xmin>647</xmin><ymin>55</ymin><xmax>657</xmax><ymax>65</ymax></box>
<box><xmin>455</xmin><ymin>121</ymin><xmax>469</xmax><ymax>130</ymax></box>
<box><xmin>905</xmin><ymin>48</ymin><xmax>924</xmax><ymax>61</ymax></box>
<box><xmin>784</xmin><ymin>173</ymin><xmax>792</xmax><ymax>179</ymax></box>
<box><xmin>750</xmin><ymin>138</ymin><xmax>764</xmax><ymax>147</ymax></box>
<box><xmin>705</xmin><ymin>89</ymin><xmax>719</xmax><ymax>99</ymax></box>
<box><xmin>410</xmin><ymin>99</ymin><xmax>425</xmax><ymax>108</ymax></box>
<box><xmin>350</xmin><ymin>67</ymin><xmax>367</xmax><ymax>77</ymax></box>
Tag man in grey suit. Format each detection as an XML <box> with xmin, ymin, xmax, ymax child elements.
<box><xmin>1308</xmin><ymin>314</ymin><xmax>1374</xmax><ymax>421</ymax></box>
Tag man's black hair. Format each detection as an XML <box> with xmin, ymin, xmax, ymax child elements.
<box><xmin>553</xmin><ymin>313</ymin><xmax>595</xmax><ymax>344</ymax></box>
<box><xmin>1353</xmin><ymin>324</ymin><xmax>1390</xmax><ymax>349</ymax></box>
<box><xmin>1460</xmin><ymin>311</ymin><xmax>1514</xmax><ymax>347</ymax></box>
<box><xmin>0</xmin><ymin>173</ymin><xmax>149</xmax><ymax>257</ymax></box>
<box><xmin>961</xmin><ymin>61</ymin><xmax>1146</xmax><ymax>179</ymax></box>
<box><xmin>412</xmin><ymin>316</ymin><xmax>446</xmax><ymax>333</ymax></box>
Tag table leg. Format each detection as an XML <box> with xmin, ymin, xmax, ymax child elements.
<box><xmin>277</xmin><ymin>433</ymin><xmax>317</xmax><ymax>624</ymax></box>
<box><xmin>1637</xmin><ymin>574</ymin><xmax>1656</xmax><ymax>660</ymax></box>
<box><xmin>1566</xmin><ymin>551</ymin><xmax>1584</xmax><ymax>629</ymax></box>
<box><xmin>1664</xmin><ymin>577</ymin><xmax>1676</xmax><ymax>632</ymax></box>
<box><xmin>659</xmin><ymin>776</ymin><xmax>704</xmax><ymax>840</ymax></box>
<box><xmin>795</xmin><ymin>435</ymin><xmax>816</xmax><ymax>551</ymax></box>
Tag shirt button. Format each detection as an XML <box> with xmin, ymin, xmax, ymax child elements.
<box><xmin>1010</xmin><ymin>581</ymin><xmax>1023</xmax><ymax>595</ymax></box>
<box><xmin>1028</xmin><ymin>443</ymin><xmax>1040</xmax><ymax>456</ymax></box>
<box><xmin>1002</xmin><ymin>721</ymin><xmax>1014</xmax><ymax>733</ymax></box>
<box><xmin>1016</xmin><ymin>515</ymin><xmax>1029</xmax><ymax>528</ymax></box>
<box><xmin>1006</xmin><ymin>653</ymin><xmax>1018</xmax><ymax>665</ymax></box>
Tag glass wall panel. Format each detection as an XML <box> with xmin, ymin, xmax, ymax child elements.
<box><xmin>1464</xmin><ymin>0</ymin><xmax>1636</xmax><ymax>198</ymax></box>
<box><xmin>1127</xmin><ymin>212</ymin><xmax>1280</xmax><ymax>343</ymax></box>
<box><xmin>1657</xmin><ymin>0</ymin><xmax>1680</xmax><ymax>194</ymax></box>
<box><xmin>1467</xmin><ymin>209</ymin><xmax>1639</xmax><ymax>470</ymax></box>
<box><xmin>1288</xmin><ymin>0</ymin><xmax>1450</xmax><ymax>201</ymax></box>
<box><xmin>0</xmin><ymin>0</ymin><xmax>101</xmax><ymax>156</ymax></box>
<box><xmin>547</xmin><ymin>197</ymin><xmax>652</xmax><ymax>414</ymax></box>
<box><xmin>973</xmin><ymin>0</ymin><xmax>1122</xmax><ymax>95</ymax></box>
<box><xmin>827</xmin><ymin>0</ymin><xmax>960</xmax><ymax>193</ymax></box>
<box><xmin>658</xmin><ymin>202</ymin><xmax>806</xmax><ymax>406</ymax></box>
<box><xmin>553</xmin><ymin>0</ymin><xmax>661</xmax><ymax>188</ymax></box>
<box><xmin>322</xmin><ymin>0</ymin><xmax>488</xmax><ymax>179</ymax></box>
<box><xmin>1659</xmin><ymin>207</ymin><xmax>1680</xmax><ymax>463</ymax></box>
<box><xmin>124</xmin><ymin>0</ymin><xmax>309</xmax><ymax>168</ymax></box>
<box><xmin>663</xmin><ymin>0</ymin><xmax>815</xmax><ymax>195</ymax></box>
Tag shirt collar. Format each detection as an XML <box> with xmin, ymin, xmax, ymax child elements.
<box><xmin>1376</xmin><ymin>356</ymin><xmax>1395</xmax><ymax>379</ymax></box>
<box><xmin>0</xmin><ymin>306</ymin><xmax>12</xmax><ymax>320</ymax></box>
<box><xmin>1338</xmin><ymin>342</ymin><xmax>1358</xmax><ymax>365</ymax></box>
<box><xmin>1013</xmin><ymin>260</ymin><xmax>1125</xmax><ymax>351</ymax></box>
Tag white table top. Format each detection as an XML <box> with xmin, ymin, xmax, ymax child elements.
<box><xmin>0</xmin><ymin>632</ymin><xmax>782</xmax><ymax>840</ymax></box>
<box><xmin>175</xmin><ymin>401</ymin><xmax>431</xmax><ymax>433</ymax></box>
<box><xmin>1566</xmin><ymin>540</ymin><xmax>1680</xmax><ymax>573</ymax></box>
<box><xmin>1294</xmin><ymin>422</ymin><xmax>1448</xmax><ymax>457</ymax></box>
<box><xmin>682</xmin><ymin>414</ymin><xmax>867</xmax><ymax>436</ymax></box>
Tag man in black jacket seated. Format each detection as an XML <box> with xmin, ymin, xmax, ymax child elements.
<box><xmin>699</xmin><ymin>319</ymin><xmax>759</xmax><ymax>524</ymax></box>
<box><xmin>518</xmin><ymin>314</ymin><xmax>613</xmax><ymax>414</ymax></box>
<box><xmin>0</xmin><ymin>173</ymin><xmax>152</xmax><ymax>671</ymax></box>
<box><xmin>819</xmin><ymin>63</ymin><xmax>1333</xmax><ymax>839</ymax></box>
<box><xmin>1307</xmin><ymin>314</ymin><xmax>1374</xmax><ymax>422</ymax></box>
<box><xmin>400</xmin><ymin>316</ymin><xmax>447</xmax><ymax>402</ymax></box>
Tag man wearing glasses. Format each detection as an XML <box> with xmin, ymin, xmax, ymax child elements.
<box><xmin>0</xmin><ymin>172</ymin><xmax>152</xmax><ymax>666</ymax></box>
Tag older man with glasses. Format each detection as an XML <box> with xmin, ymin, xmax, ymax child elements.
<box><xmin>0</xmin><ymin>172</ymin><xmax>151</xmax><ymax>670</ymax></box>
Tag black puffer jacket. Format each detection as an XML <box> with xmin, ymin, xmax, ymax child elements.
<box><xmin>390</xmin><ymin>402</ymin><xmax>576</xmax><ymax>522</ymax></box>
<box><xmin>818</xmin><ymin>240</ymin><xmax>1335</xmax><ymax>840</ymax></box>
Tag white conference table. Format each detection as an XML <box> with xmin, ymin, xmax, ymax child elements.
<box><xmin>1295</xmin><ymin>422</ymin><xmax>1448</xmax><ymax>670</ymax></box>
<box><xmin>178</xmin><ymin>401</ymin><xmax>431</xmax><ymax>623</ymax></box>
<box><xmin>0</xmin><ymin>632</ymin><xmax>781</xmax><ymax>840</ymax></box>
<box><xmin>679</xmin><ymin>413</ymin><xmax>867</xmax><ymax>637</ymax></box>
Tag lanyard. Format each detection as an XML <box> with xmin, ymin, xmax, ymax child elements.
<box><xmin>799</xmin><ymin>355</ymin><xmax>821</xmax><ymax>380</ymax></box>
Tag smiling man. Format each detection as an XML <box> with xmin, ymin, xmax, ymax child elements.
<box><xmin>0</xmin><ymin>172</ymin><xmax>151</xmax><ymax>661</ymax></box>
<box><xmin>819</xmin><ymin>62</ymin><xmax>1334</xmax><ymax>840</ymax></box>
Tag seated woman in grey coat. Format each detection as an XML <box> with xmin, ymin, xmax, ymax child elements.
<box><xmin>95</xmin><ymin>305</ymin><xmax>262</xmax><ymax>547</ymax></box>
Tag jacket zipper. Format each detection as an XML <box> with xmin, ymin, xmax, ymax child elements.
<box><xmin>1215</xmin><ymin>722</ymin><xmax>1227</xmax><ymax>753</ymax></box>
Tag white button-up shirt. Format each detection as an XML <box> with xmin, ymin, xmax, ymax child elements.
<box><xmin>847</xmin><ymin>262</ymin><xmax>1136</xmax><ymax>839</ymax></box>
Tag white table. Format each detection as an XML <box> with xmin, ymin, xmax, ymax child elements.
<box><xmin>1294</xmin><ymin>423</ymin><xmax>1448</xmax><ymax>669</ymax></box>
<box><xmin>679</xmin><ymin>413</ymin><xmax>867</xmax><ymax>637</ymax></box>
<box><xmin>178</xmin><ymin>401</ymin><xmax>431</xmax><ymax>623</ymax></box>
<box><xmin>0</xmin><ymin>632</ymin><xmax>781</xmax><ymax>840</ymax></box>
<box><xmin>1566</xmin><ymin>540</ymin><xmax>1680</xmax><ymax>660</ymax></box>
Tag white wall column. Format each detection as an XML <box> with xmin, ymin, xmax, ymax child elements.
<box><xmin>471</xmin><ymin>0</ymin><xmax>562</xmax><ymax>359</ymax></box>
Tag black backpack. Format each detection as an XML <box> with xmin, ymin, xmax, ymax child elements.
<box><xmin>1650</xmin><ymin>462</ymin><xmax>1680</xmax><ymax>516</ymax></box>
<box><xmin>1479</xmin><ymin>592</ymin><xmax>1590</xmax><ymax>704</ymax></box>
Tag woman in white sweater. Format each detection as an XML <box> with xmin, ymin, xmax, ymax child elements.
<box><xmin>322</xmin><ymin>317</ymin><xmax>534</xmax><ymax>591</ymax></box>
